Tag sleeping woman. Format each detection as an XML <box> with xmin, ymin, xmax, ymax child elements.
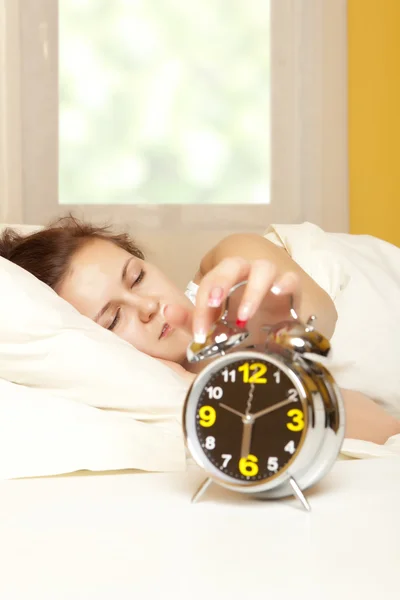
<box><xmin>1</xmin><ymin>216</ymin><xmax>399</xmax><ymax>444</ymax></box>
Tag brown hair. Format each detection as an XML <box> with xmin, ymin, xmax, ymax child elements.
<box><xmin>0</xmin><ymin>215</ymin><xmax>144</xmax><ymax>290</ymax></box>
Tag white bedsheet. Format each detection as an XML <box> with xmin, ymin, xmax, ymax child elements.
<box><xmin>0</xmin><ymin>457</ymin><xmax>399</xmax><ymax>600</ymax></box>
<box><xmin>342</xmin><ymin>433</ymin><xmax>400</xmax><ymax>459</ymax></box>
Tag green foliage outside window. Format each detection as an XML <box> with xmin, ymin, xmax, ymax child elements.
<box><xmin>59</xmin><ymin>0</ymin><xmax>270</xmax><ymax>205</ymax></box>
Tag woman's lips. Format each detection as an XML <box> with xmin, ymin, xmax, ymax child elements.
<box><xmin>160</xmin><ymin>323</ymin><xmax>173</xmax><ymax>339</ymax></box>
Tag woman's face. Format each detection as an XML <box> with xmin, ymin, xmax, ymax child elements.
<box><xmin>57</xmin><ymin>238</ymin><xmax>194</xmax><ymax>363</ymax></box>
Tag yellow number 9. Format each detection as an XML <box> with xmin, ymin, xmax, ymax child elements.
<box><xmin>238</xmin><ymin>454</ymin><xmax>259</xmax><ymax>477</ymax></box>
<box><xmin>286</xmin><ymin>408</ymin><xmax>305</xmax><ymax>432</ymax></box>
<box><xmin>199</xmin><ymin>405</ymin><xmax>216</xmax><ymax>427</ymax></box>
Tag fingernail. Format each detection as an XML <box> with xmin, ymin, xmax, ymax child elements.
<box><xmin>237</xmin><ymin>302</ymin><xmax>252</xmax><ymax>322</ymax></box>
<box><xmin>271</xmin><ymin>285</ymin><xmax>281</xmax><ymax>295</ymax></box>
<box><xmin>194</xmin><ymin>330</ymin><xmax>207</xmax><ymax>344</ymax></box>
<box><xmin>236</xmin><ymin>319</ymin><xmax>247</xmax><ymax>329</ymax></box>
<box><xmin>208</xmin><ymin>286</ymin><xmax>223</xmax><ymax>308</ymax></box>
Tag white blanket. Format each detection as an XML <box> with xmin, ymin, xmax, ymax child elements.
<box><xmin>264</xmin><ymin>222</ymin><xmax>400</xmax><ymax>420</ymax></box>
<box><xmin>341</xmin><ymin>434</ymin><xmax>400</xmax><ymax>459</ymax></box>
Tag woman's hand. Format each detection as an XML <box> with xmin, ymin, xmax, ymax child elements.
<box><xmin>190</xmin><ymin>256</ymin><xmax>301</xmax><ymax>342</ymax></box>
<box><xmin>189</xmin><ymin>257</ymin><xmax>302</xmax><ymax>342</ymax></box>
<box><xmin>166</xmin><ymin>257</ymin><xmax>302</xmax><ymax>343</ymax></box>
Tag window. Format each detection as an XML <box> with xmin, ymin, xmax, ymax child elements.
<box><xmin>59</xmin><ymin>0</ymin><xmax>271</xmax><ymax>206</ymax></box>
<box><xmin>1</xmin><ymin>0</ymin><xmax>348</xmax><ymax>234</ymax></box>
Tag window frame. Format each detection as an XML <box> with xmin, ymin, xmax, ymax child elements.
<box><xmin>0</xmin><ymin>0</ymin><xmax>348</xmax><ymax>233</ymax></box>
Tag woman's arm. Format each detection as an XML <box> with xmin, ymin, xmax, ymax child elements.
<box><xmin>166</xmin><ymin>232</ymin><xmax>399</xmax><ymax>444</ymax></box>
<box><xmin>192</xmin><ymin>234</ymin><xmax>400</xmax><ymax>444</ymax></box>
<box><xmin>342</xmin><ymin>389</ymin><xmax>400</xmax><ymax>444</ymax></box>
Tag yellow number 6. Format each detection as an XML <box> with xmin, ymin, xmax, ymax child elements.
<box><xmin>199</xmin><ymin>405</ymin><xmax>216</xmax><ymax>427</ymax></box>
<box><xmin>238</xmin><ymin>454</ymin><xmax>259</xmax><ymax>477</ymax></box>
<box><xmin>286</xmin><ymin>408</ymin><xmax>305</xmax><ymax>432</ymax></box>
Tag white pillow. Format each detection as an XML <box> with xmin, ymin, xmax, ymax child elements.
<box><xmin>0</xmin><ymin>230</ymin><xmax>189</xmax><ymax>478</ymax></box>
<box><xmin>0</xmin><ymin>377</ymin><xmax>186</xmax><ymax>479</ymax></box>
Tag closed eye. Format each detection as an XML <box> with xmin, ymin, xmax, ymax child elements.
<box><xmin>131</xmin><ymin>269</ymin><xmax>145</xmax><ymax>288</ymax></box>
<box><xmin>108</xmin><ymin>308</ymin><xmax>121</xmax><ymax>331</ymax></box>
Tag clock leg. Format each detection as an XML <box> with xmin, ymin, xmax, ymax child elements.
<box><xmin>191</xmin><ymin>477</ymin><xmax>213</xmax><ymax>504</ymax></box>
<box><xmin>289</xmin><ymin>476</ymin><xmax>311</xmax><ymax>512</ymax></box>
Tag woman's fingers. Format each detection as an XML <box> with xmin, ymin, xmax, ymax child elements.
<box><xmin>235</xmin><ymin>259</ymin><xmax>277</xmax><ymax>326</ymax></box>
<box><xmin>270</xmin><ymin>271</ymin><xmax>302</xmax><ymax>318</ymax></box>
<box><xmin>164</xmin><ymin>303</ymin><xmax>222</xmax><ymax>336</ymax></box>
<box><xmin>166</xmin><ymin>258</ymin><xmax>303</xmax><ymax>347</ymax></box>
<box><xmin>192</xmin><ymin>257</ymin><xmax>251</xmax><ymax>341</ymax></box>
<box><xmin>192</xmin><ymin>258</ymin><xmax>303</xmax><ymax>341</ymax></box>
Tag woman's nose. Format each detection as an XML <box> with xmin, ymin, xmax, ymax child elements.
<box><xmin>136</xmin><ymin>296</ymin><xmax>159</xmax><ymax>323</ymax></box>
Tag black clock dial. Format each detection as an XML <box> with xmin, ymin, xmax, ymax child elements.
<box><xmin>194</xmin><ymin>356</ymin><xmax>307</xmax><ymax>482</ymax></box>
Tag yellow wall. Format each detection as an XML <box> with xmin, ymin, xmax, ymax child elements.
<box><xmin>348</xmin><ymin>0</ymin><xmax>400</xmax><ymax>246</ymax></box>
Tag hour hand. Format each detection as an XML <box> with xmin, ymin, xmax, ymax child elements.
<box><xmin>252</xmin><ymin>397</ymin><xmax>293</xmax><ymax>420</ymax></box>
<box><xmin>219</xmin><ymin>403</ymin><xmax>246</xmax><ymax>419</ymax></box>
<box><xmin>240</xmin><ymin>419</ymin><xmax>254</xmax><ymax>458</ymax></box>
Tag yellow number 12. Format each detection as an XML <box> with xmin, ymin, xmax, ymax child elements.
<box><xmin>238</xmin><ymin>362</ymin><xmax>267</xmax><ymax>384</ymax></box>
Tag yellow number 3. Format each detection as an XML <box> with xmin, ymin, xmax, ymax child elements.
<box><xmin>286</xmin><ymin>409</ymin><xmax>305</xmax><ymax>432</ymax></box>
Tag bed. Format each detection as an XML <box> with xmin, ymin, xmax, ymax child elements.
<box><xmin>1</xmin><ymin>222</ymin><xmax>399</xmax><ymax>598</ymax></box>
<box><xmin>0</xmin><ymin>456</ymin><xmax>399</xmax><ymax>599</ymax></box>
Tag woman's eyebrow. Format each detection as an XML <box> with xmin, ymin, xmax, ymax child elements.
<box><xmin>94</xmin><ymin>257</ymin><xmax>135</xmax><ymax>322</ymax></box>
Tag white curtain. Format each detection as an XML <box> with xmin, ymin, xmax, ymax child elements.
<box><xmin>0</xmin><ymin>0</ymin><xmax>23</xmax><ymax>224</ymax></box>
<box><xmin>0</xmin><ymin>0</ymin><xmax>348</xmax><ymax>234</ymax></box>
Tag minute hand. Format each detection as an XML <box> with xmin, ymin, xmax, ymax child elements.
<box><xmin>252</xmin><ymin>397</ymin><xmax>293</xmax><ymax>420</ymax></box>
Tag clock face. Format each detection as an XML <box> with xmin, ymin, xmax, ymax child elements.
<box><xmin>191</xmin><ymin>355</ymin><xmax>307</xmax><ymax>484</ymax></box>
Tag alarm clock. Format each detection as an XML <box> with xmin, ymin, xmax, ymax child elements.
<box><xmin>182</xmin><ymin>282</ymin><xmax>345</xmax><ymax>510</ymax></box>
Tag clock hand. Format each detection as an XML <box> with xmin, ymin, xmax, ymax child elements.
<box><xmin>252</xmin><ymin>397</ymin><xmax>293</xmax><ymax>420</ymax></box>
<box><xmin>219</xmin><ymin>382</ymin><xmax>256</xmax><ymax>422</ymax></box>
<box><xmin>240</xmin><ymin>418</ymin><xmax>254</xmax><ymax>458</ymax></box>
<box><xmin>241</xmin><ymin>383</ymin><xmax>256</xmax><ymax>458</ymax></box>
<box><xmin>219</xmin><ymin>403</ymin><xmax>246</xmax><ymax>419</ymax></box>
